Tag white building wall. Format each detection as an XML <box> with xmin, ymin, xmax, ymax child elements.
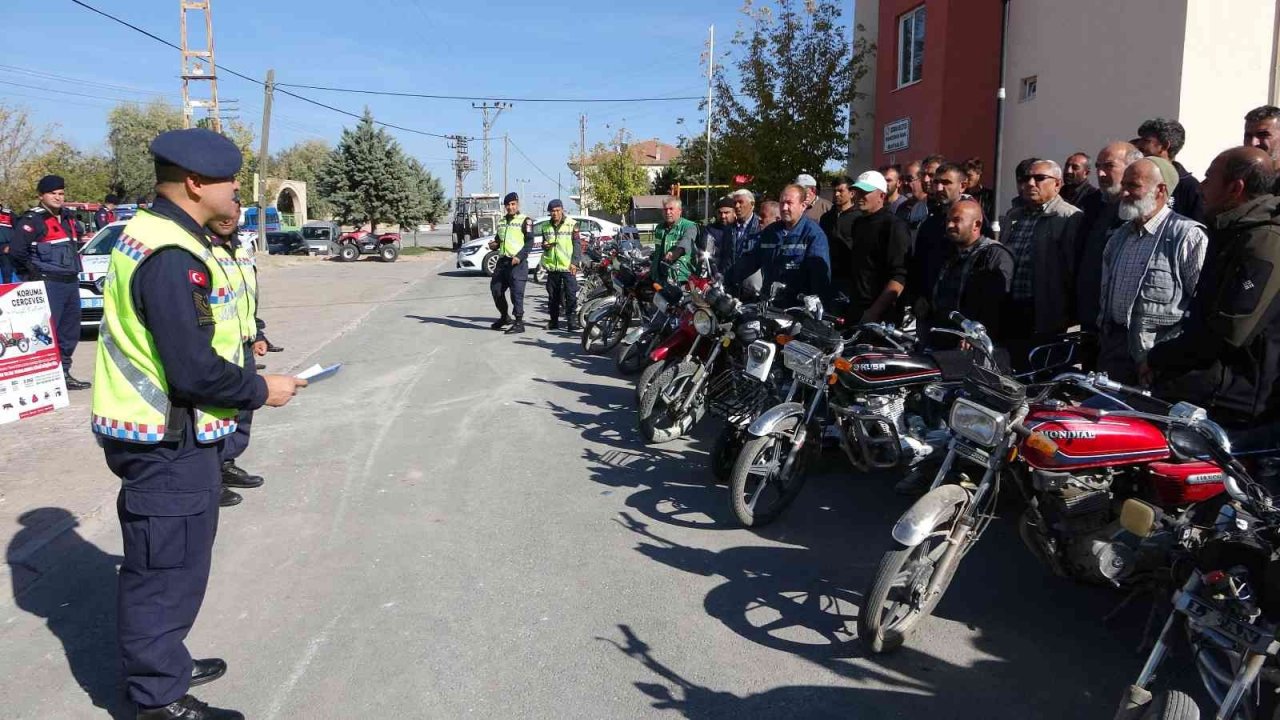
<box><xmin>1176</xmin><ymin>0</ymin><xmax>1278</xmax><ymax>179</ymax></box>
<box><xmin>997</xmin><ymin>0</ymin><xmax>1188</xmax><ymax>213</ymax></box>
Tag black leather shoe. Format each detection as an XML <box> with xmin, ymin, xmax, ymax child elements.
<box><xmin>221</xmin><ymin>461</ymin><xmax>264</xmax><ymax>489</ymax></box>
<box><xmin>490</xmin><ymin>316</ymin><xmax>510</xmax><ymax>330</ymax></box>
<box><xmin>505</xmin><ymin>320</ymin><xmax>526</xmax><ymax>335</ymax></box>
<box><xmin>546</xmin><ymin>320</ymin><xmax>559</xmax><ymax>331</ymax></box>
<box><xmin>190</xmin><ymin>658</ymin><xmax>226</xmax><ymax>687</ymax></box>
<box><xmin>137</xmin><ymin>694</ymin><xmax>244</xmax><ymax>720</ymax></box>
<box><xmin>567</xmin><ymin>320</ymin><xmax>582</xmax><ymax>333</ymax></box>
<box><xmin>265</xmin><ymin>341</ymin><xmax>284</xmax><ymax>352</ymax></box>
<box><xmin>218</xmin><ymin>488</ymin><xmax>242</xmax><ymax>507</ymax></box>
<box><xmin>64</xmin><ymin>374</ymin><xmax>91</xmax><ymax>390</ymax></box>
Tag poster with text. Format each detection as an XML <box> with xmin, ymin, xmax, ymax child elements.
<box><xmin>0</xmin><ymin>282</ymin><xmax>70</xmax><ymax>425</ymax></box>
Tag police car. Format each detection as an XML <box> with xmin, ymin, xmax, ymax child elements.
<box><xmin>77</xmin><ymin>220</ymin><xmax>127</xmax><ymax>327</ymax></box>
<box><xmin>455</xmin><ymin>215</ymin><xmax>622</xmax><ymax>277</ymax></box>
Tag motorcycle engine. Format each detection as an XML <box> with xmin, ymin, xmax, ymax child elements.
<box><xmin>840</xmin><ymin>392</ymin><xmax>945</xmax><ymax>468</ymax></box>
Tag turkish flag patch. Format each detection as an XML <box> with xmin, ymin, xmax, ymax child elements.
<box><xmin>188</xmin><ymin>269</ymin><xmax>209</xmax><ymax>288</ymax></box>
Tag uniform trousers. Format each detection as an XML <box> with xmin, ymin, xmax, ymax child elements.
<box><xmin>45</xmin><ymin>278</ymin><xmax>81</xmax><ymax>370</ymax></box>
<box><xmin>546</xmin><ymin>270</ymin><xmax>578</xmax><ymax>323</ymax></box>
<box><xmin>490</xmin><ymin>256</ymin><xmax>527</xmax><ymax>320</ymax></box>
<box><xmin>104</xmin><ymin>420</ymin><xmax>221</xmax><ymax>707</ymax></box>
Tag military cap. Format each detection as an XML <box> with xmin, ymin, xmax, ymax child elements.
<box><xmin>37</xmin><ymin>175</ymin><xmax>65</xmax><ymax>194</ymax></box>
<box><xmin>503</xmin><ymin>192</ymin><xmax>519</xmax><ymax>204</ymax></box>
<box><xmin>150</xmin><ymin>128</ymin><xmax>243</xmax><ymax>178</ymax></box>
<box><xmin>546</xmin><ymin>199</ymin><xmax>564</xmax><ymax>211</ymax></box>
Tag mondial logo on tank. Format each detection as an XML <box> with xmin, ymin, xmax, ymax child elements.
<box><xmin>1041</xmin><ymin>429</ymin><xmax>1097</xmax><ymax>440</ymax></box>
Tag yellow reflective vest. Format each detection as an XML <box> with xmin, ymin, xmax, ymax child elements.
<box><xmin>91</xmin><ymin>210</ymin><xmax>249</xmax><ymax>444</ymax></box>
<box><xmin>540</xmin><ymin>218</ymin><xmax>577</xmax><ymax>271</ymax></box>
<box><xmin>496</xmin><ymin>214</ymin><xmax>529</xmax><ymax>257</ymax></box>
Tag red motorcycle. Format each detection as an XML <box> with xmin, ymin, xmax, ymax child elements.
<box><xmin>633</xmin><ymin>275</ymin><xmax>713</xmax><ymax>401</ymax></box>
<box><xmin>858</xmin><ymin>313</ymin><xmax>1228</xmax><ymax>654</ymax></box>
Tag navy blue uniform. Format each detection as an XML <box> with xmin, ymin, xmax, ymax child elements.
<box><xmin>10</xmin><ymin>205</ymin><xmax>83</xmax><ymax>369</ymax></box>
<box><xmin>0</xmin><ymin>207</ymin><xmax>14</xmax><ymax>283</ymax></box>
<box><xmin>103</xmin><ymin>196</ymin><xmax>266</xmax><ymax>708</ymax></box>
<box><xmin>731</xmin><ymin>216</ymin><xmax>832</xmax><ymax>307</ymax></box>
<box><xmin>490</xmin><ymin>215</ymin><xmax>535</xmax><ymax>320</ymax></box>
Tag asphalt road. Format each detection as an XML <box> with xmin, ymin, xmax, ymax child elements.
<box><xmin>1</xmin><ymin>254</ymin><xmax>1155</xmax><ymax>718</ymax></box>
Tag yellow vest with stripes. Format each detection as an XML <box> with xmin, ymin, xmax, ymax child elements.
<box><xmin>211</xmin><ymin>240</ymin><xmax>257</xmax><ymax>343</ymax></box>
<box><xmin>539</xmin><ymin>218</ymin><xmax>577</xmax><ymax>272</ymax></box>
<box><xmin>496</xmin><ymin>214</ymin><xmax>529</xmax><ymax>257</ymax></box>
<box><xmin>91</xmin><ymin>210</ymin><xmax>249</xmax><ymax>444</ymax></box>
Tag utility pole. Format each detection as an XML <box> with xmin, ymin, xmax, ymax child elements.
<box><xmin>516</xmin><ymin>178</ymin><xmax>531</xmax><ymax>204</ymax></box>
<box><xmin>179</xmin><ymin>0</ymin><xmax>222</xmax><ymax>131</ymax></box>
<box><xmin>503</xmin><ymin>134</ymin><xmax>509</xmax><ymax>198</ymax></box>
<box><xmin>578</xmin><ymin>113</ymin><xmax>588</xmax><ymax>213</ymax></box>
<box><xmin>703</xmin><ymin>25</ymin><xmax>715</xmax><ymax>221</ymax></box>
<box><xmin>256</xmin><ymin>69</ymin><xmax>274</xmax><ymax>247</ymax></box>
<box><xmin>472</xmin><ymin>102</ymin><xmax>511</xmax><ymax>194</ymax></box>
<box><xmin>447</xmin><ymin>134</ymin><xmax>475</xmax><ymax>207</ymax></box>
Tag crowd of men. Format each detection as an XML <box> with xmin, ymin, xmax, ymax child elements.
<box><xmin>627</xmin><ymin>109</ymin><xmax>1280</xmax><ymax>446</ymax></box>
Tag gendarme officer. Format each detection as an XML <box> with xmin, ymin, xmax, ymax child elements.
<box><xmin>488</xmin><ymin>191</ymin><xmax>534</xmax><ymax>334</ymax></box>
<box><xmin>92</xmin><ymin>128</ymin><xmax>305</xmax><ymax>720</ymax></box>
<box><xmin>540</xmin><ymin>199</ymin><xmax>581</xmax><ymax>331</ymax></box>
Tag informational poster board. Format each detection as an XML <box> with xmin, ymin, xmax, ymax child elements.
<box><xmin>0</xmin><ymin>282</ymin><xmax>70</xmax><ymax>425</ymax></box>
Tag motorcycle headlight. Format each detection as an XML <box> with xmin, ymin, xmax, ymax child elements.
<box><xmin>461</xmin><ymin>245</ymin><xmax>481</xmax><ymax>256</ymax></box>
<box><xmin>693</xmin><ymin>309</ymin><xmax>717</xmax><ymax>336</ymax></box>
<box><xmin>949</xmin><ymin>398</ymin><xmax>1007</xmax><ymax>447</ymax></box>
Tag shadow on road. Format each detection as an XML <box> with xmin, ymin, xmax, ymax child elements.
<box><xmin>404</xmin><ymin>314</ymin><xmax>497</xmax><ymax>330</ymax></box>
<box><xmin>7</xmin><ymin>507</ymin><xmax>130</xmax><ymax>719</ymax></box>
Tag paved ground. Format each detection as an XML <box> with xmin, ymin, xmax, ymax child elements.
<box><xmin>1</xmin><ymin>247</ymin><xmax>1154</xmax><ymax>718</ymax></box>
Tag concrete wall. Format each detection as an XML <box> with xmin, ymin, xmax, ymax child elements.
<box><xmin>997</xmin><ymin>0</ymin><xmax>1188</xmax><ymax>212</ymax></box>
<box><xmin>1176</xmin><ymin>0</ymin><xmax>1278</xmax><ymax>179</ymax></box>
<box><xmin>849</xmin><ymin>0</ymin><xmax>881</xmax><ymax>173</ymax></box>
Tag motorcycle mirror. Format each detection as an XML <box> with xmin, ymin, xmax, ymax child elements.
<box><xmin>1168</xmin><ymin>425</ymin><xmax>1216</xmax><ymax>459</ymax></box>
<box><xmin>803</xmin><ymin>295</ymin><xmax>823</xmax><ymax>320</ymax></box>
<box><xmin>1119</xmin><ymin>498</ymin><xmax>1161</xmax><ymax>538</ymax></box>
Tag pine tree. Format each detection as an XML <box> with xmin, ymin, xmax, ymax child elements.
<box><xmin>317</xmin><ymin>109</ymin><xmax>418</xmax><ymax>232</ymax></box>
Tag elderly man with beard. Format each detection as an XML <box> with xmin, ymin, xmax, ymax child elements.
<box><xmin>1096</xmin><ymin>157</ymin><xmax>1207</xmax><ymax>383</ymax></box>
<box><xmin>1076</xmin><ymin>142</ymin><xmax>1145</xmax><ymax>339</ymax></box>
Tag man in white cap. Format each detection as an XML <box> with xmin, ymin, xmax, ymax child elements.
<box><xmin>795</xmin><ymin>173</ymin><xmax>832</xmax><ymax>222</ymax></box>
<box><xmin>845</xmin><ymin>170</ymin><xmax>911</xmax><ymax>323</ymax></box>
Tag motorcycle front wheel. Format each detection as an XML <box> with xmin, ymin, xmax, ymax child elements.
<box><xmin>1140</xmin><ymin>691</ymin><xmax>1198</xmax><ymax>720</ymax></box>
<box><xmin>638</xmin><ymin>361</ymin><xmax>706</xmax><ymax>444</ymax></box>
<box><xmin>858</xmin><ymin>510</ymin><xmax>966</xmax><ymax>654</ymax></box>
<box><xmin>577</xmin><ymin>290</ymin><xmax>611</xmax><ymax>327</ymax></box>
<box><xmin>635</xmin><ymin>358</ymin><xmax>669</xmax><ymax>403</ymax></box>
<box><xmin>581</xmin><ymin>307</ymin><xmax>629</xmax><ymax>355</ymax></box>
<box><xmin>727</xmin><ymin>415</ymin><xmax>809</xmax><ymax>526</ymax></box>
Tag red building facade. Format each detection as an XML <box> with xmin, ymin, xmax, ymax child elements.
<box><xmin>871</xmin><ymin>0</ymin><xmax>1003</xmax><ymax>177</ymax></box>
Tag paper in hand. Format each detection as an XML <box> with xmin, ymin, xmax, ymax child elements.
<box><xmin>296</xmin><ymin>362</ymin><xmax>342</xmax><ymax>383</ymax></box>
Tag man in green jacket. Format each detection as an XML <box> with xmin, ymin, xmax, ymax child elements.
<box><xmin>652</xmin><ymin>197</ymin><xmax>698</xmax><ymax>284</ymax></box>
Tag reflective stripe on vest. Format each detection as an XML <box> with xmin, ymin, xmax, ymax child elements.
<box><xmin>91</xmin><ymin>210</ymin><xmax>246</xmax><ymax>444</ymax></box>
<box><xmin>496</xmin><ymin>214</ymin><xmax>528</xmax><ymax>257</ymax></box>
<box><xmin>212</xmin><ymin>244</ymin><xmax>258</xmax><ymax>342</ymax></box>
<box><xmin>540</xmin><ymin>219</ymin><xmax>576</xmax><ymax>271</ymax></box>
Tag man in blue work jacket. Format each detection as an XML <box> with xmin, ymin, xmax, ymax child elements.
<box><xmin>732</xmin><ymin>183</ymin><xmax>832</xmax><ymax>306</ymax></box>
<box><xmin>488</xmin><ymin>191</ymin><xmax>534</xmax><ymax>334</ymax></box>
<box><xmin>93</xmin><ymin>128</ymin><xmax>306</xmax><ymax>720</ymax></box>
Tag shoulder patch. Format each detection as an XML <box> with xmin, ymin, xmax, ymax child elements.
<box><xmin>193</xmin><ymin>290</ymin><xmax>214</xmax><ymax>326</ymax></box>
<box><xmin>188</xmin><ymin>269</ymin><xmax>209</xmax><ymax>288</ymax></box>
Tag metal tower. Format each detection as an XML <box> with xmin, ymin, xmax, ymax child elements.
<box><xmin>448</xmin><ymin>135</ymin><xmax>476</xmax><ymax>202</ymax></box>
<box><xmin>179</xmin><ymin>0</ymin><xmax>222</xmax><ymax>131</ymax></box>
<box><xmin>472</xmin><ymin>102</ymin><xmax>511</xmax><ymax>194</ymax></box>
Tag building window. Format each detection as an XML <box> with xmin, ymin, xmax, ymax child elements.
<box><xmin>897</xmin><ymin>6</ymin><xmax>926</xmax><ymax>88</ymax></box>
<box><xmin>1020</xmin><ymin>75</ymin><xmax>1038</xmax><ymax>102</ymax></box>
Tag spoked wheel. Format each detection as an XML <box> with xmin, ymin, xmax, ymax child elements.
<box><xmin>581</xmin><ymin>308</ymin><xmax>629</xmax><ymax>355</ymax></box>
<box><xmin>727</xmin><ymin>415</ymin><xmax>810</xmax><ymax>526</ymax></box>
<box><xmin>635</xmin><ymin>359</ymin><xmax>669</xmax><ymax>403</ymax></box>
<box><xmin>858</xmin><ymin>507</ymin><xmax>966</xmax><ymax>654</ymax></box>
<box><xmin>17</xmin><ymin>338</ymin><xmax>30</xmax><ymax>353</ymax></box>
<box><xmin>711</xmin><ymin>424</ymin><xmax>746</xmax><ymax>484</ymax></box>
<box><xmin>615</xmin><ymin>330</ymin><xmax>654</xmax><ymax>375</ymax></box>
<box><xmin>577</xmin><ymin>291</ymin><xmax>611</xmax><ymax>327</ymax></box>
<box><xmin>638</xmin><ymin>361</ymin><xmax>706</xmax><ymax>444</ymax></box>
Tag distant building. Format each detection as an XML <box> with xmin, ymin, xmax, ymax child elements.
<box><xmin>852</xmin><ymin>0</ymin><xmax>1280</xmax><ymax>212</ymax></box>
<box><xmin>568</xmin><ymin>139</ymin><xmax>682</xmax><ymax>212</ymax></box>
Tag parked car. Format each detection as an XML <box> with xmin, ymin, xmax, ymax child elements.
<box><xmin>301</xmin><ymin>221</ymin><xmax>339</xmax><ymax>256</ymax></box>
<box><xmin>455</xmin><ymin>215</ymin><xmax>623</xmax><ymax>277</ymax></box>
<box><xmin>266</xmin><ymin>230</ymin><xmax>308</xmax><ymax>255</ymax></box>
<box><xmin>77</xmin><ymin>220</ymin><xmax>126</xmax><ymax>327</ymax></box>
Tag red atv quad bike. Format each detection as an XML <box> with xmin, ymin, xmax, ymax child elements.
<box><xmin>335</xmin><ymin>231</ymin><xmax>401</xmax><ymax>262</ymax></box>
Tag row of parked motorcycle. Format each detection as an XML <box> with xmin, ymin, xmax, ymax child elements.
<box><xmin>557</xmin><ymin>237</ymin><xmax>1280</xmax><ymax>719</ymax></box>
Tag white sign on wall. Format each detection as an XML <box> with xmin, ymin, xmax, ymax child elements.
<box><xmin>883</xmin><ymin>118</ymin><xmax>911</xmax><ymax>153</ymax></box>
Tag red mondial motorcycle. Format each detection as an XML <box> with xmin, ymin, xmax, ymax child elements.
<box><xmin>858</xmin><ymin>313</ymin><xmax>1229</xmax><ymax>654</ymax></box>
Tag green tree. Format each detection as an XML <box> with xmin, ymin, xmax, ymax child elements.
<box><xmin>583</xmin><ymin>143</ymin><xmax>650</xmax><ymax>217</ymax></box>
<box><xmin>107</xmin><ymin>100</ymin><xmax>183</xmax><ymax>202</ymax></box>
<box><xmin>402</xmin><ymin>157</ymin><xmax>449</xmax><ymax>225</ymax></box>
<box><xmin>0</xmin><ymin>103</ymin><xmax>57</xmax><ymax>207</ymax></box>
<box><xmin>709</xmin><ymin>0</ymin><xmax>871</xmax><ymax>195</ymax></box>
<box><xmin>649</xmin><ymin>165</ymin><xmax>685</xmax><ymax>196</ymax></box>
<box><xmin>18</xmin><ymin>142</ymin><xmax>113</xmax><ymax>207</ymax></box>
<box><xmin>316</xmin><ymin>109</ymin><xmax>428</xmax><ymax>231</ymax></box>
<box><xmin>272</xmin><ymin>139</ymin><xmax>333</xmax><ymax>218</ymax></box>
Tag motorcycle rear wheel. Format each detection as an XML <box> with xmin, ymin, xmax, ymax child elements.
<box><xmin>581</xmin><ymin>308</ymin><xmax>629</xmax><ymax>355</ymax></box>
<box><xmin>859</xmin><ymin>513</ymin><xmax>964</xmax><ymax>654</ymax></box>
<box><xmin>639</xmin><ymin>361</ymin><xmax>705</xmax><ymax>444</ymax></box>
<box><xmin>728</xmin><ymin>416</ymin><xmax>808</xmax><ymax>525</ymax></box>
<box><xmin>1141</xmin><ymin>691</ymin><xmax>1199</xmax><ymax>720</ymax></box>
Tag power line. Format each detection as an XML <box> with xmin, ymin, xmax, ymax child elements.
<box><xmin>66</xmin><ymin>0</ymin><xmax>470</xmax><ymax>141</ymax></box>
<box><xmin>273</xmin><ymin>82</ymin><xmax>702</xmax><ymax>104</ymax></box>
<box><xmin>506</xmin><ymin>137</ymin><xmax>558</xmax><ymax>186</ymax></box>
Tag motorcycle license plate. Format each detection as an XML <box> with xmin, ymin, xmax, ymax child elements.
<box><xmin>783</xmin><ymin>340</ymin><xmax>823</xmax><ymax>385</ymax></box>
<box><xmin>1177</xmin><ymin>589</ymin><xmax>1280</xmax><ymax>654</ymax></box>
<box><xmin>82</xmin><ymin>297</ymin><xmax>104</xmax><ymax>309</ymax></box>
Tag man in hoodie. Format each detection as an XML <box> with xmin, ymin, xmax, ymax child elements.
<box><xmin>1144</xmin><ymin>147</ymin><xmax>1280</xmax><ymax>430</ymax></box>
<box><xmin>1136</xmin><ymin>117</ymin><xmax>1207</xmax><ymax>223</ymax></box>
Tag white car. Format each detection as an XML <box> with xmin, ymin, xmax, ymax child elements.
<box><xmin>455</xmin><ymin>215</ymin><xmax>622</xmax><ymax>276</ymax></box>
<box><xmin>77</xmin><ymin>220</ymin><xmax>127</xmax><ymax>327</ymax></box>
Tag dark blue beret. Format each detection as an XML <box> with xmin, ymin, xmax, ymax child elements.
<box><xmin>503</xmin><ymin>192</ymin><xmax>519</xmax><ymax>204</ymax></box>
<box><xmin>150</xmin><ymin>128</ymin><xmax>243</xmax><ymax>178</ymax></box>
<box><xmin>37</xmin><ymin>175</ymin><xmax>65</xmax><ymax>194</ymax></box>
<box><xmin>546</xmin><ymin>199</ymin><xmax>563</xmax><ymax>211</ymax></box>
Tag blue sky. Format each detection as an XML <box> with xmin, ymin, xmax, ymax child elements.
<box><xmin>3</xmin><ymin>0</ymin><xmax>735</xmax><ymax>207</ymax></box>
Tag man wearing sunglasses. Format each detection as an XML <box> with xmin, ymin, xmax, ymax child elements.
<box><xmin>1000</xmin><ymin>158</ymin><xmax>1083</xmax><ymax>368</ymax></box>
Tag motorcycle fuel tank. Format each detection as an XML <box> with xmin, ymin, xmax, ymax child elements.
<box><xmin>841</xmin><ymin>351</ymin><xmax>941</xmax><ymax>388</ymax></box>
<box><xmin>1021</xmin><ymin>406</ymin><xmax>1170</xmax><ymax>471</ymax></box>
<box><xmin>1145</xmin><ymin>460</ymin><xmax>1226</xmax><ymax>506</ymax></box>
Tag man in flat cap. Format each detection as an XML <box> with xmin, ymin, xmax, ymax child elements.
<box><xmin>487</xmin><ymin>191</ymin><xmax>535</xmax><ymax>334</ymax></box>
<box><xmin>539</xmin><ymin>199</ymin><xmax>581</xmax><ymax>331</ymax></box>
<box><xmin>11</xmin><ymin>174</ymin><xmax>91</xmax><ymax>389</ymax></box>
<box><xmin>92</xmin><ymin>127</ymin><xmax>306</xmax><ymax>720</ymax></box>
